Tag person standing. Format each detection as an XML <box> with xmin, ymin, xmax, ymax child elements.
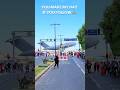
<box><xmin>6</xmin><ymin>53</ymin><xmax>10</xmax><ymax>60</ymax></box>
<box><xmin>94</xmin><ymin>62</ymin><xmax>97</xmax><ymax>72</ymax></box>
<box><xmin>54</xmin><ymin>56</ymin><xmax>59</xmax><ymax>68</ymax></box>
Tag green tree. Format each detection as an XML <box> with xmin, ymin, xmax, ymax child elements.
<box><xmin>77</xmin><ymin>25</ymin><xmax>85</xmax><ymax>50</ymax></box>
<box><xmin>100</xmin><ymin>0</ymin><xmax>120</xmax><ymax>56</ymax></box>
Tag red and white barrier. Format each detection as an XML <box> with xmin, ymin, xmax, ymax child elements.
<box><xmin>58</xmin><ymin>52</ymin><xmax>68</xmax><ymax>61</ymax></box>
<box><xmin>59</xmin><ymin>55</ymin><xmax>68</xmax><ymax>61</ymax></box>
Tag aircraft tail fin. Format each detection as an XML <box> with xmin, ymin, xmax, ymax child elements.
<box><xmin>39</xmin><ymin>41</ymin><xmax>49</xmax><ymax>48</ymax></box>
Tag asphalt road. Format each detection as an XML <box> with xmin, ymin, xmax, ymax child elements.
<box><xmin>35</xmin><ymin>57</ymin><xmax>85</xmax><ymax>90</ymax></box>
<box><xmin>0</xmin><ymin>73</ymin><xmax>18</xmax><ymax>90</ymax></box>
<box><xmin>86</xmin><ymin>72</ymin><xmax>120</xmax><ymax>90</ymax></box>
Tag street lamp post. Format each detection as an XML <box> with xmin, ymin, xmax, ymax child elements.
<box><xmin>51</xmin><ymin>24</ymin><xmax>60</xmax><ymax>56</ymax></box>
<box><xmin>12</xmin><ymin>31</ymin><xmax>15</xmax><ymax>60</ymax></box>
<box><xmin>40</xmin><ymin>39</ymin><xmax>42</xmax><ymax>53</ymax></box>
<box><xmin>58</xmin><ymin>35</ymin><xmax>64</xmax><ymax>55</ymax></box>
<box><xmin>58</xmin><ymin>35</ymin><xmax>63</xmax><ymax>48</ymax></box>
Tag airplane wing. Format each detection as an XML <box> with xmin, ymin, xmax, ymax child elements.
<box><xmin>39</xmin><ymin>41</ymin><xmax>76</xmax><ymax>50</ymax></box>
<box><xmin>19</xmin><ymin>50</ymin><xmax>35</xmax><ymax>56</ymax></box>
<box><xmin>62</xmin><ymin>42</ymin><xmax>76</xmax><ymax>49</ymax></box>
<box><xmin>6</xmin><ymin>36</ymin><xmax>34</xmax><ymax>52</ymax></box>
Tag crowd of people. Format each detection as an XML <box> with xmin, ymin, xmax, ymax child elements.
<box><xmin>0</xmin><ymin>60</ymin><xmax>34</xmax><ymax>89</ymax></box>
<box><xmin>86</xmin><ymin>60</ymin><xmax>120</xmax><ymax>78</ymax></box>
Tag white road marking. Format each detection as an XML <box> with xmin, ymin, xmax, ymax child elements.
<box><xmin>72</xmin><ymin>57</ymin><xmax>102</xmax><ymax>89</ymax></box>
<box><xmin>73</xmin><ymin>58</ymin><xmax>85</xmax><ymax>75</ymax></box>
<box><xmin>89</xmin><ymin>75</ymin><xmax>102</xmax><ymax>89</ymax></box>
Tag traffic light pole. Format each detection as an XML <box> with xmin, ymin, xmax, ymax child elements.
<box><xmin>51</xmin><ymin>24</ymin><xmax>60</xmax><ymax>56</ymax></box>
<box><xmin>54</xmin><ymin>25</ymin><xmax>57</xmax><ymax>56</ymax></box>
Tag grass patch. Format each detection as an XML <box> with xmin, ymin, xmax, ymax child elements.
<box><xmin>35</xmin><ymin>66</ymin><xmax>46</xmax><ymax>76</ymax></box>
<box><xmin>47</xmin><ymin>61</ymin><xmax>54</xmax><ymax>65</ymax></box>
<box><xmin>35</xmin><ymin>60</ymin><xmax>54</xmax><ymax>76</ymax></box>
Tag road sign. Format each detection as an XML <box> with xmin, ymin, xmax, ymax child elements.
<box><xmin>87</xmin><ymin>29</ymin><xmax>100</xmax><ymax>35</ymax></box>
<box><xmin>64</xmin><ymin>38</ymin><xmax>77</xmax><ymax>41</ymax></box>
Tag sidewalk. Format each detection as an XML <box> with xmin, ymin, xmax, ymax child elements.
<box><xmin>86</xmin><ymin>72</ymin><xmax>120</xmax><ymax>90</ymax></box>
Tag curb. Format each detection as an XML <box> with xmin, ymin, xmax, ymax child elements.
<box><xmin>35</xmin><ymin>62</ymin><xmax>54</xmax><ymax>81</ymax></box>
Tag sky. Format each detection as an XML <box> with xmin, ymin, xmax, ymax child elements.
<box><xmin>35</xmin><ymin>0</ymin><xmax>85</xmax><ymax>50</ymax></box>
